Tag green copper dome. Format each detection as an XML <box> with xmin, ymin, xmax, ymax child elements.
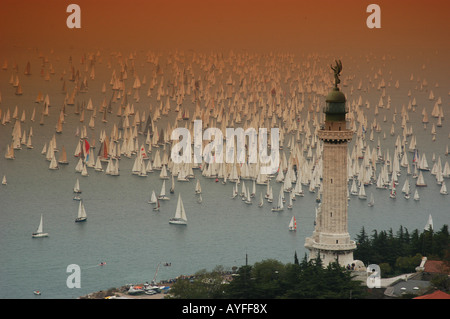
<box><xmin>326</xmin><ymin>87</ymin><xmax>346</xmax><ymax>104</ymax></box>
<box><xmin>324</xmin><ymin>88</ymin><xmax>347</xmax><ymax>121</ymax></box>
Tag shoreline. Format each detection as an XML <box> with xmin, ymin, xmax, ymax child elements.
<box><xmin>79</xmin><ymin>283</ymin><xmax>171</xmax><ymax>299</ymax></box>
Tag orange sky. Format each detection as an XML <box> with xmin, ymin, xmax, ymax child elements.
<box><xmin>0</xmin><ymin>0</ymin><xmax>448</xmax><ymax>54</ymax></box>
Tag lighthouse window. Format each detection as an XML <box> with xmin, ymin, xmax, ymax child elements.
<box><xmin>339</xmin><ymin>126</ymin><xmax>341</xmax><ymax>131</ymax></box>
<box><xmin>336</xmin><ymin>240</ymin><xmax>339</xmax><ymax>244</ymax></box>
<box><xmin>331</xmin><ymin>178</ymin><xmax>333</xmax><ymax>184</ymax></box>
<box><xmin>330</xmin><ymin>212</ymin><xmax>332</xmax><ymax>217</ymax></box>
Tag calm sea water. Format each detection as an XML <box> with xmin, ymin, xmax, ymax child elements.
<box><xmin>0</xmin><ymin>48</ymin><xmax>448</xmax><ymax>298</ymax></box>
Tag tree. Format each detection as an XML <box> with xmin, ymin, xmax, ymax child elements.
<box><xmin>224</xmin><ymin>265</ymin><xmax>255</xmax><ymax>299</ymax></box>
<box><xmin>167</xmin><ymin>266</ymin><xmax>227</xmax><ymax>299</ymax></box>
<box><xmin>294</xmin><ymin>251</ymin><xmax>299</xmax><ymax>265</ymax></box>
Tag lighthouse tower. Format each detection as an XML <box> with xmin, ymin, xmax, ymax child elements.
<box><xmin>304</xmin><ymin>60</ymin><xmax>356</xmax><ymax>267</ymax></box>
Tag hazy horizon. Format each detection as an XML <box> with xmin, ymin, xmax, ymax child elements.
<box><xmin>1</xmin><ymin>0</ymin><xmax>448</xmax><ymax>55</ymax></box>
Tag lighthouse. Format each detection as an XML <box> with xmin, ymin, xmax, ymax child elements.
<box><xmin>304</xmin><ymin>60</ymin><xmax>356</xmax><ymax>267</ymax></box>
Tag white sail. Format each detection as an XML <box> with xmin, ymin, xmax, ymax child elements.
<box><xmin>169</xmin><ymin>194</ymin><xmax>187</xmax><ymax>225</ymax></box>
<box><xmin>158</xmin><ymin>180</ymin><xmax>170</xmax><ymax>200</ymax></box>
<box><xmin>288</xmin><ymin>216</ymin><xmax>297</xmax><ymax>231</ymax></box>
<box><xmin>368</xmin><ymin>193</ymin><xmax>374</xmax><ymax>207</ymax></box>
<box><xmin>73</xmin><ymin>178</ymin><xmax>82</xmax><ymax>193</ymax></box>
<box><xmin>32</xmin><ymin>214</ymin><xmax>48</xmax><ymax>237</ymax></box>
<box><xmin>440</xmin><ymin>181</ymin><xmax>448</xmax><ymax>195</ymax></box>
<box><xmin>148</xmin><ymin>190</ymin><xmax>157</xmax><ymax>204</ymax></box>
<box><xmin>195</xmin><ymin>179</ymin><xmax>202</xmax><ymax>194</ymax></box>
<box><xmin>271</xmin><ymin>188</ymin><xmax>284</xmax><ymax>211</ymax></box>
<box><xmin>416</xmin><ymin>171</ymin><xmax>427</xmax><ymax>187</ymax></box>
<box><xmin>258</xmin><ymin>192</ymin><xmax>264</xmax><ymax>207</ymax></box>
<box><xmin>49</xmin><ymin>154</ymin><xmax>59</xmax><ymax>170</ymax></box>
<box><xmin>413</xmin><ymin>189</ymin><xmax>420</xmax><ymax>201</ymax></box>
<box><xmin>424</xmin><ymin>214</ymin><xmax>433</xmax><ymax>231</ymax></box>
<box><xmin>358</xmin><ymin>183</ymin><xmax>367</xmax><ymax>199</ymax></box>
<box><xmin>76</xmin><ymin>200</ymin><xmax>87</xmax><ymax>222</ymax></box>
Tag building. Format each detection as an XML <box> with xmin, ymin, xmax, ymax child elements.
<box><xmin>304</xmin><ymin>60</ymin><xmax>357</xmax><ymax>267</ymax></box>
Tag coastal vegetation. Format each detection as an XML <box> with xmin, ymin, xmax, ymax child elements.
<box><xmin>354</xmin><ymin>224</ymin><xmax>450</xmax><ymax>276</ymax></box>
<box><xmin>167</xmin><ymin>225</ymin><xmax>450</xmax><ymax>299</ymax></box>
<box><xmin>166</xmin><ymin>255</ymin><xmax>367</xmax><ymax>299</ymax></box>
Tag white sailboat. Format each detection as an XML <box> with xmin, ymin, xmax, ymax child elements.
<box><xmin>413</xmin><ymin>189</ymin><xmax>420</xmax><ymax>201</ymax></box>
<box><xmin>287</xmin><ymin>194</ymin><xmax>293</xmax><ymax>209</ymax></box>
<box><xmin>271</xmin><ymin>189</ymin><xmax>284</xmax><ymax>212</ymax></box>
<box><xmin>258</xmin><ymin>192</ymin><xmax>264</xmax><ymax>207</ymax></box>
<box><xmin>231</xmin><ymin>182</ymin><xmax>238</xmax><ymax>198</ymax></box>
<box><xmin>440</xmin><ymin>181</ymin><xmax>448</xmax><ymax>195</ymax></box>
<box><xmin>195</xmin><ymin>179</ymin><xmax>202</xmax><ymax>194</ymax></box>
<box><xmin>158</xmin><ymin>180</ymin><xmax>170</xmax><ymax>200</ymax></box>
<box><xmin>424</xmin><ymin>214</ymin><xmax>433</xmax><ymax>231</ymax></box>
<box><xmin>350</xmin><ymin>179</ymin><xmax>358</xmax><ymax>196</ymax></box>
<box><xmin>390</xmin><ymin>181</ymin><xmax>397</xmax><ymax>199</ymax></box>
<box><xmin>267</xmin><ymin>186</ymin><xmax>273</xmax><ymax>203</ymax></box>
<box><xmin>75</xmin><ymin>200</ymin><xmax>87</xmax><ymax>222</ymax></box>
<box><xmin>169</xmin><ymin>194</ymin><xmax>187</xmax><ymax>225</ymax></box>
<box><xmin>358</xmin><ymin>183</ymin><xmax>367</xmax><ymax>199</ymax></box>
<box><xmin>416</xmin><ymin>171</ymin><xmax>427</xmax><ymax>187</ymax></box>
<box><xmin>288</xmin><ymin>216</ymin><xmax>297</xmax><ymax>231</ymax></box>
<box><xmin>244</xmin><ymin>186</ymin><xmax>252</xmax><ymax>205</ymax></box>
<box><xmin>402</xmin><ymin>179</ymin><xmax>411</xmax><ymax>199</ymax></box>
<box><xmin>32</xmin><ymin>214</ymin><xmax>48</xmax><ymax>238</ymax></box>
<box><xmin>148</xmin><ymin>190</ymin><xmax>157</xmax><ymax>204</ymax></box>
<box><xmin>49</xmin><ymin>154</ymin><xmax>59</xmax><ymax>170</ymax></box>
<box><xmin>368</xmin><ymin>193</ymin><xmax>375</xmax><ymax>207</ymax></box>
<box><xmin>2</xmin><ymin>175</ymin><xmax>6</xmax><ymax>185</ymax></box>
<box><xmin>73</xmin><ymin>178</ymin><xmax>82</xmax><ymax>193</ymax></box>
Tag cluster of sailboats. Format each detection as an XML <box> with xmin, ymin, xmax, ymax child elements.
<box><xmin>1</xmin><ymin>50</ymin><xmax>446</xmax><ymax>239</ymax></box>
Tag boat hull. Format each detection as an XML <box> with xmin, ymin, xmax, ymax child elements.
<box><xmin>169</xmin><ymin>218</ymin><xmax>187</xmax><ymax>225</ymax></box>
<box><xmin>75</xmin><ymin>218</ymin><xmax>87</xmax><ymax>222</ymax></box>
<box><xmin>32</xmin><ymin>232</ymin><xmax>48</xmax><ymax>238</ymax></box>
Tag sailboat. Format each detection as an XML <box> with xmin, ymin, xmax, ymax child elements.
<box><xmin>170</xmin><ymin>175</ymin><xmax>175</xmax><ymax>193</ymax></box>
<box><xmin>440</xmin><ymin>181</ymin><xmax>448</xmax><ymax>195</ymax></box>
<box><xmin>158</xmin><ymin>180</ymin><xmax>170</xmax><ymax>200</ymax></box>
<box><xmin>267</xmin><ymin>186</ymin><xmax>273</xmax><ymax>203</ymax></box>
<box><xmin>231</xmin><ymin>182</ymin><xmax>238</xmax><ymax>198</ymax></box>
<box><xmin>148</xmin><ymin>190</ymin><xmax>157</xmax><ymax>204</ymax></box>
<box><xmin>271</xmin><ymin>189</ymin><xmax>284</xmax><ymax>212</ymax></box>
<box><xmin>368</xmin><ymin>193</ymin><xmax>375</xmax><ymax>207</ymax></box>
<box><xmin>58</xmin><ymin>146</ymin><xmax>69</xmax><ymax>164</ymax></box>
<box><xmin>258</xmin><ymin>192</ymin><xmax>264</xmax><ymax>207</ymax></box>
<box><xmin>153</xmin><ymin>198</ymin><xmax>160</xmax><ymax>211</ymax></box>
<box><xmin>413</xmin><ymin>189</ymin><xmax>420</xmax><ymax>201</ymax></box>
<box><xmin>288</xmin><ymin>216</ymin><xmax>297</xmax><ymax>231</ymax></box>
<box><xmin>358</xmin><ymin>183</ymin><xmax>367</xmax><ymax>199</ymax></box>
<box><xmin>73</xmin><ymin>178</ymin><xmax>82</xmax><ymax>193</ymax></box>
<box><xmin>350</xmin><ymin>179</ymin><xmax>358</xmax><ymax>196</ymax></box>
<box><xmin>2</xmin><ymin>175</ymin><xmax>6</xmax><ymax>185</ymax></box>
<box><xmin>424</xmin><ymin>214</ymin><xmax>433</xmax><ymax>231</ymax></box>
<box><xmin>32</xmin><ymin>214</ymin><xmax>48</xmax><ymax>238</ymax></box>
<box><xmin>75</xmin><ymin>200</ymin><xmax>87</xmax><ymax>222</ymax></box>
<box><xmin>390</xmin><ymin>181</ymin><xmax>397</xmax><ymax>199</ymax></box>
<box><xmin>195</xmin><ymin>179</ymin><xmax>202</xmax><ymax>194</ymax></box>
<box><xmin>402</xmin><ymin>179</ymin><xmax>411</xmax><ymax>199</ymax></box>
<box><xmin>416</xmin><ymin>171</ymin><xmax>427</xmax><ymax>187</ymax></box>
<box><xmin>287</xmin><ymin>194</ymin><xmax>293</xmax><ymax>209</ymax></box>
<box><xmin>244</xmin><ymin>186</ymin><xmax>252</xmax><ymax>205</ymax></box>
<box><xmin>169</xmin><ymin>194</ymin><xmax>187</xmax><ymax>225</ymax></box>
<box><xmin>49</xmin><ymin>155</ymin><xmax>59</xmax><ymax>170</ymax></box>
